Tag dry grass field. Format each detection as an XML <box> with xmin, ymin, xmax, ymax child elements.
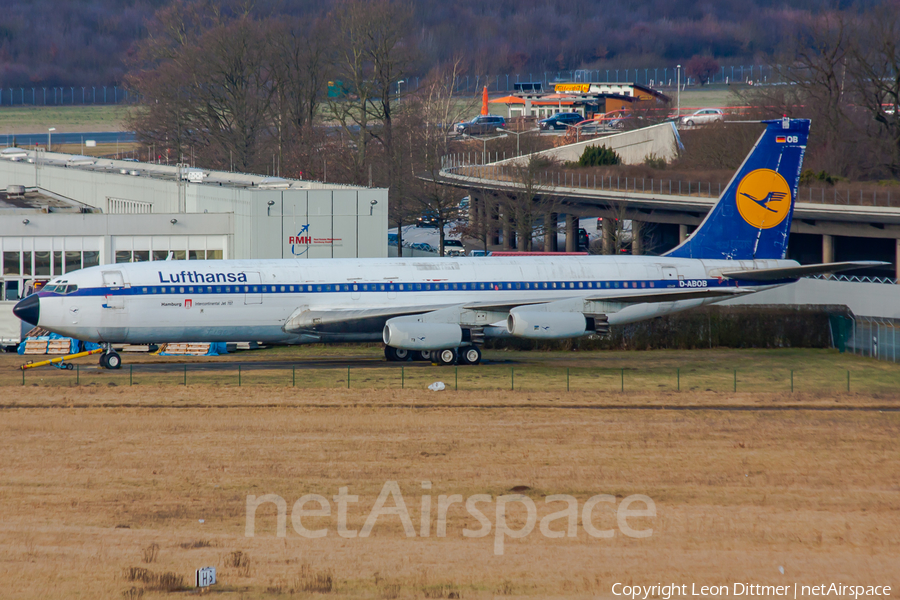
<box><xmin>5</xmin><ymin>347</ymin><xmax>900</xmax><ymax>398</ymax></box>
<box><xmin>0</xmin><ymin>376</ymin><xmax>898</xmax><ymax>598</ymax></box>
<box><xmin>0</xmin><ymin>105</ymin><xmax>130</xmax><ymax>134</ymax></box>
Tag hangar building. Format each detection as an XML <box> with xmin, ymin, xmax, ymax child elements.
<box><xmin>0</xmin><ymin>149</ymin><xmax>387</xmax><ymax>301</ymax></box>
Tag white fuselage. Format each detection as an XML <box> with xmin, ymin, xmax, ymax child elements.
<box><xmin>33</xmin><ymin>256</ymin><xmax>794</xmax><ymax>344</ymax></box>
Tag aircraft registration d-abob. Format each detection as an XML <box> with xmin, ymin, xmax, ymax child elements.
<box><xmin>14</xmin><ymin>118</ymin><xmax>883</xmax><ymax>368</ymax></box>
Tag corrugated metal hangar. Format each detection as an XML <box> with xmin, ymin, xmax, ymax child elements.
<box><xmin>0</xmin><ymin>150</ymin><xmax>388</xmax><ymax>300</ymax></box>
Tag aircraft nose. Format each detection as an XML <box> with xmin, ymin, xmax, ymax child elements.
<box><xmin>13</xmin><ymin>294</ymin><xmax>40</xmax><ymax>326</ymax></box>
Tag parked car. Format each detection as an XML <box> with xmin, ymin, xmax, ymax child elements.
<box><xmin>455</xmin><ymin>115</ymin><xmax>506</xmax><ymax>135</ymax></box>
<box><xmin>539</xmin><ymin>112</ymin><xmax>583</xmax><ymax>131</ymax></box>
<box><xmin>468</xmin><ymin>249</ymin><xmax>488</xmax><ymax>257</ymax></box>
<box><xmin>457</xmin><ymin>196</ymin><xmax>470</xmax><ymax>220</ymax></box>
<box><xmin>443</xmin><ymin>239</ymin><xmax>465</xmax><ymax>257</ymax></box>
<box><xmin>608</xmin><ymin>114</ymin><xmax>645</xmax><ymax>130</ymax></box>
<box><xmin>680</xmin><ymin>108</ymin><xmax>724</xmax><ymax>127</ymax></box>
<box><xmin>416</xmin><ymin>211</ymin><xmax>439</xmax><ymax>227</ymax></box>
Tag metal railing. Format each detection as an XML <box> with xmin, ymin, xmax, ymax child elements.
<box><xmin>809</xmin><ymin>274</ymin><xmax>898</xmax><ymax>285</ymax></box>
<box><xmin>4</xmin><ymin>360</ymin><xmax>895</xmax><ymax>394</ymax></box>
<box><xmin>0</xmin><ymin>86</ymin><xmax>139</xmax><ymax>106</ymax></box>
<box><xmin>0</xmin><ymin>65</ymin><xmax>783</xmax><ymax>106</ymax></box>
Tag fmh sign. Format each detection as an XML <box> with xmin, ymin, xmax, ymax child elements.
<box><xmin>289</xmin><ymin>224</ymin><xmax>342</xmax><ymax>256</ymax></box>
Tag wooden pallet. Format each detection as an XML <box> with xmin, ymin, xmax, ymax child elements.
<box><xmin>159</xmin><ymin>342</ymin><xmax>211</xmax><ymax>356</ymax></box>
<box><xmin>22</xmin><ymin>339</ymin><xmax>73</xmax><ymax>355</ymax></box>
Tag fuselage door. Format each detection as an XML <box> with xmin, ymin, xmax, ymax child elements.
<box><xmin>661</xmin><ymin>266</ymin><xmax>679</xmax><ymax>287</ymax></box>
<box><xmin>102</xmin><ymin>270</ymin><xmax>128</xmax><ymax>310</ymax></box>
<box><xmin>102</xmin><ymin>270</ymin><xmax>127</xmax><ymax>288</ymax></box>
<box><xmin>245</xmin><ymin>271</ymin><xmax>262</xmax><ymax>304</ymax></box>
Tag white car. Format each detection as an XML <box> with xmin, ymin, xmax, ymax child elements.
<box><xmin>680</xmin><ymin>109</ymin><xmax>724</xmax><ymax>127</ymax></box>
<box><xmin>443</xmin><ymin>239</ymin><xmax>465</xmax><ymax>257</ymax></box>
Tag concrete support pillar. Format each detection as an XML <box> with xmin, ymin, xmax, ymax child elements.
<box><xmin>550</xmin><ymin>212</ymin><xmax>559</xmax><ymax>252</ymax></box>
<box><xmin>822</xmin><ymin>234</ymin><xmax>834</xmax><ymax>264</ymax></box>
<box><xmin>565</xmin><ymin>214</ymin><xmax>577</xmax><ymax>252</ymax></box>
<box><xmin>678</xmin><ymin>223</ymin><xmax>689</xmax><ymax>243</ymax></box>
<box><xmin>490</xmin><ymin>200</ymin><xmax>501</xmax><ymax>249</ymax></box>
<box><xmin>895</xmin><ymin>239</ymin><xmax>899</xmax><ymax>283</ymax></box>
<box><xmin>542</xmin><ymin>212</ymin><xmax>555</xmax><ymax>252</ymax></box>
<box><xmin>632</xmin><ymin>220</ymin><xmax>643</xmax><ymax>255</ymax></box>
<box><xmin>602</xmin><ymin>217</ymin><xmax>615</xmax><ymax>255</ymax></box>
<box><xmin>502</xmin><ymin>211</ymin><xmax>513</xmax><ymax>251</ymax></box>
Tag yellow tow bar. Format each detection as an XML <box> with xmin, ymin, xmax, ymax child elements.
<box><xmin>20</xmin><ymin>348</ymin><xmax>104</xmax><ymax>370</ymax></box>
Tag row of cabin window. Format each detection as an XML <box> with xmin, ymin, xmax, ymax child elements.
<box><xmin>135</xmin><ymin>280</ymin><xmax>659</xmax><ymax>295</ymax></box>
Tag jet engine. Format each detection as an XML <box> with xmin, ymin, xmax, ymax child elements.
<box><xmin>383</xmin><ymin>321</ymin><xmax>463</xmax><ymax>350</ymax></box>
<box><xmin>507</xmin><ymin>312</ymin><xmax>587</xmax><ymax>339</ymax></box>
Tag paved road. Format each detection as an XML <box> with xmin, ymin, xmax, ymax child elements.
<box><xmin>70</xmin><ymin>356</ymin><xmax>513</xmax><ymax>373</ymax></box>
<box><xmin>4</xmin><ymin>131</ymin><xmax>136</xmax><ymax>147</ymax></box>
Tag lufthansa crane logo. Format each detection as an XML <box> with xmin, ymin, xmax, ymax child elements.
<box><xmin>735</xmin><ymin>169</ymin><xmax>792</xmax><ymax>229</ymax></box>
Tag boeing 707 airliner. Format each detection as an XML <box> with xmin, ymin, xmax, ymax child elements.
<box><xmin>13</xmin><ymin>118</ymin><xmax>881</xmax><ymax>368</ymax></box>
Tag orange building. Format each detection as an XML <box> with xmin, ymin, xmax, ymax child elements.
<box><xmin>489</xmin><ymin>82</ymin><xmax>670</xmax><ymax>120</ymax></box>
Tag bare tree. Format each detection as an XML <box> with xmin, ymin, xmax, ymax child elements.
<box><xmin>419</xmin><ymin>58</ymin><xmax>480</xmax><ymax>158</ymax></box>
<box><xmin>846</xmin><ymin>7</ymin><xmax>900</xmax><ymax>177</ymax></box>
<box><xmin>127</xmin><ymin>3</ymin><xmax>274</xmax><ymax>172</ymax></box>
<box><xmin>504</xmin><ymin>151</ymin><xmax>560</xmax><ymax>252</ymax></box>
<box><xmin>326</xmin><ymin>0</ymin><xmax>414</xmax><ymax>185</ymax></box>
<box><xmin>267</xmin><ymin>17</ymin><xmax>331</xmax><ymax>165</ymax></box>
<box><xmin>453</xmin><ymin>185</ymin><xmax>502</xmax><ymax>254</ymax></box>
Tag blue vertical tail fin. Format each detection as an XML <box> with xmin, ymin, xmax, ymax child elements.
<box><xmin>664</xmin><ymin>118</ymin><xmax>809</xmax><ymax>260</ymax></box>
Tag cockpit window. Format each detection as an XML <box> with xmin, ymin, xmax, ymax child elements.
<box><xmin>43</xmin><ymin>284</ymin><xmax>78</xmax><ymax>294</ymax></box>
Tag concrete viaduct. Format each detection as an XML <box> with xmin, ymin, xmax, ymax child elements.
<box><xmin>431</xmin><ymin>165</ymin><xmax>900</xmax><ymax>282</ymax></box>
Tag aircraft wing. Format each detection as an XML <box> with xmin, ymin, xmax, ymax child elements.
<box><xmin>585</xmin><ymin>287</ymin><xmax>752</xmax><ymax>303</ymax></box>
<box><xmin>284</xmin><ymin>287</ymin><xmax>750</xmax><ymax>336</ymax></box>
<box><xmin>283</xmin><ymin>305</ymin><xmax>451</xmax><ymax>334</ymax></box>
<box><xmin>721</xmin><ymin>261</ymin><xmax>888</xmax><ymax>282</ymax></box>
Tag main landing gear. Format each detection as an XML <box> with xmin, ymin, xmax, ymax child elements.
<box><xmin>383</xmin><ymin>345</ymin><xmax>481</xmax><ymax>366</ymax></box>
<box><xmin>99</xmin><ymin>344</ymin><xmax>122</xmax><ymax>370</ymax></box>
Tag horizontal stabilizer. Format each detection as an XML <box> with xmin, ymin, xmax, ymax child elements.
<box><xmin>586</xmin><ymin>288</ymin><xmax>751</xmax><ymax>304</ymax></box>
<box><xmin>721</xmin><ymin>261</ymin><xmax>889</xmax><ymax>281</ymax></box>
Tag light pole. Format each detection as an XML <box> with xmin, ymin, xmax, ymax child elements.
<box><xmin>481</xmin><ymin>133</ymin><xmax>505</xmax><ymax>159</ymax></box>
<box><xmin>47</xmin><ymin>127</ymin><xmax>55</xmax><ymax>151</ymax></box>
<box><xmin>676</xmin><ymin>65</ymin><xmax>681</xmax><ymax>118</ymax></box>
<box><xmin>498</xmin><ymin>128</ymin><xmax>537</xmax><ymax>157</ymax></box>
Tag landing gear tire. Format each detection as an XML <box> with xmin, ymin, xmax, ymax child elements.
<box><xmin>384</xmin><ymin>346</ymin><xmax>411</xmax><ymax>362</ymax></box>
<box><xmin>458</xmin><ymin>346</ymin><xmax>482</xmax><ymax>365</ymax></box>
<box><xmin>414</xmin><ymin>350</ymin><xmax>433</xmax><ymax>362</ymax></box>
<box><xmin>99</xmin><ymin>353</ymin><xmax>108</xmax><ymax>368</ymax></box>
<box><xmin>436</xmin><ymin>348</ymin><xmax>457</xmax><ymax>366</ymax></box>
<box><xmin>104</xmin><ymin>351</ymin><xmax>122</xmax><ymax>370</ymax></box>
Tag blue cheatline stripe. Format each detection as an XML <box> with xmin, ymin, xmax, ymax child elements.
<box><xmin>33</xmin><ymin>277</ymin><xmax>778</xmax><ymax>300</ymax></box>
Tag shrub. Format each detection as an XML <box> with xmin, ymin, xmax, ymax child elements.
<box><xmin>577</xmin><ymin>144</ymin><xmax>620</xmax><ymax>167</ymax></box>
<box><xmin>799</xmin><ymin>169</ymin><xmax>844</xmax><ymax>186</ymax></box>
<box><xmin>643</xmin><ymin>153</ymin><xmax>667</xmax><ymax>169</ymax></box>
